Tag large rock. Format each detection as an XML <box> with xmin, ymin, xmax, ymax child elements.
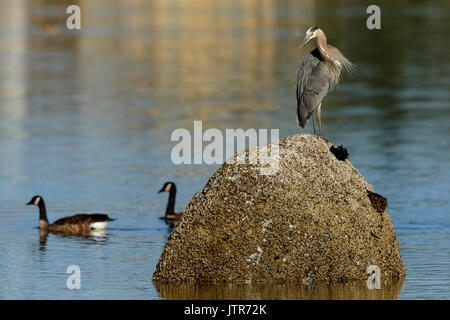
<box><xmin>153</xmin><ymin>134</ymin><xmax>405</xmax><ymax>285</ymax></box>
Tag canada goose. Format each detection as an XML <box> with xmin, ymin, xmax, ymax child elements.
<box><xmin>158</xmin><ymin>182</ymin><xmax>183</xmax><ymax>223</ymax></box>
<box><xmin>26</xmin><ymin>195</ymin><xmax>115</xmax><ymax>234</ymax></box>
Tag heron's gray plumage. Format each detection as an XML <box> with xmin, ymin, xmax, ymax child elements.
<box><xmin>296</xmin><ymin>48</ymin><xmax>339</xmax><ymax>127</ymax></box>
<box><xmin>296</xmin><ymin>27</ymin><xmax>354</xmax><ymax>133</ymax></box>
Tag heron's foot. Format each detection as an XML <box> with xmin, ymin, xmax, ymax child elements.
<box><xmin>313</xmin><ymin>134</ymin><xmax>329</xmax><ymax>143</ymax></box>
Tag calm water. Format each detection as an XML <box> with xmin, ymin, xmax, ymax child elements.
<box><xmin>0</xmin><ymin>0</ymin><xmax>448</xmax><ymax>299</ymax></box>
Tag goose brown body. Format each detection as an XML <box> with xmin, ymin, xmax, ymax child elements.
<box><xmin>47</xmin><ymin>214</ymin><xmax>114</xmax><ymax>233</ymax></box>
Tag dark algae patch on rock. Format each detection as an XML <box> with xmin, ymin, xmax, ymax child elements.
<box><xmin>153</xmin><ymin>134</ymin><xmax>405</xmax><ymax>285</ymax></box>
<box><xmin>330</xmin><ymin>144</ymin><xmax>349</xmax><ymax>161</ymax></box>
<box><xmin>367</xmin><ymin>190</ymin><xmax>388</xmax><ymax>214</ymax></box>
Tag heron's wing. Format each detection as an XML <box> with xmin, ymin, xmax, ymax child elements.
<box><xmin>296</xmin><ymin>53</ymin><xmax>320</xmax><ymax>109</ymax></box>
<box><xmin>296</xmin><ymin>49</ymin><xmax>336</xmax><ymax>127</ymax></box>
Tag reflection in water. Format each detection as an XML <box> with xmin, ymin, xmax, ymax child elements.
<box><xmin>156</xmin><ymin>279</ymin><xmax>404</xmax><ymax>300</ymax></box>
<box><xmin>38</xmin><ymin>229</ymin><xmax>48</xmax><ymax>250</ymax></box>
<box><xmin>38</xmin><ymin>228</ymin><xmax>109</xmax><ymax>251</ymax></box>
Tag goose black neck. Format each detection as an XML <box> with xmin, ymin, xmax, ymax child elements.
<box><xmin>38</xmin><ymin>200</ymin><xmax>49</xmax><ymax>223</ymax></box>
<box><xmin>165</xmin><ymin>186</ymin><xmax>177</xmax><ymax>216</ymax></box>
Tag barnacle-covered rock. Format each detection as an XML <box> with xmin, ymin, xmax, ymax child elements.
<box><xmin>153</xmin><ymin>134</ymin><xmax>405</xmax><ymax>285</ymax></box>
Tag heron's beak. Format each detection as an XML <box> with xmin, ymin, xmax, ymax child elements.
<box><xmin>298</xmin><ymin>34</ymin><xmax>313</xmax><ymax>49</ymax></box>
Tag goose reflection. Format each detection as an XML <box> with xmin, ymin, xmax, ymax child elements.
<box><xmin>37</xmin><ymin>227</ymin><xmax>110</xmax><ymax>250</ymax></box>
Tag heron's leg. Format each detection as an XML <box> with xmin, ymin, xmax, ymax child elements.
<box><xmin>317</xmin><ymin>103</ymin><xmax>322</xmax><ymax>136</ymax></box>
<box><xmin>312</xmin><ymin>112</ymin><xmax>316</xmax><ymax>135</ymax></box>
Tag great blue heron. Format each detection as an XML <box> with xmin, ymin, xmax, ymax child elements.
<box><xmin>296</xmin><ymin>26</ymin><xmax>354</xmax><ymax>136</ymax></box>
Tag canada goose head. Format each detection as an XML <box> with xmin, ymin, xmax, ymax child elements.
<box><xmin>26</xmin><ymin>195</ymin><xmax>49</xmax><ymax>227</ymax></box>
<box><xmin>26</xmin><ymin>195</ymin><xmax>43</xmax><ymax>206</ymax></box>
<box><xmin>158</xmin><ymin>182</ymin><xmax>176</xmax><ymax>194</ymax></box>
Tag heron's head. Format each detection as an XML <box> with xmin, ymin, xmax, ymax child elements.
<box><xmin>299</xmin><ymin>26</ymin><xmax>320</xmax><ymax>49</ymax></box>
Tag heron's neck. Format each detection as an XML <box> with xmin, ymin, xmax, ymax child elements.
<box><xmin>316</xmin><ymin>32</ymin><xmax>330</xmax><ymax>61</ymax></box>
<box><xmin>316</xmin><ymin>32</ymin><xmax>345</xmax><ymax>71</ymax></box>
